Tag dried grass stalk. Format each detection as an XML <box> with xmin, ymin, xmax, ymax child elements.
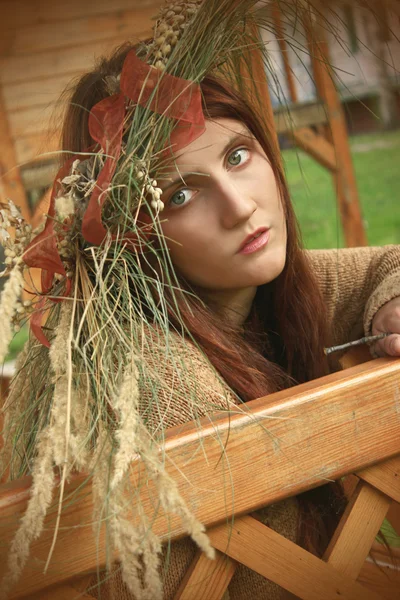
<box><xmin>0</xmin><ymin>265</ymin><xmax>24</xmax><ymax>365</ymax></box>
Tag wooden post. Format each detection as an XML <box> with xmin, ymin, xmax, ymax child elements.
<box><xmin>239</xmin><ymin>22</ymin><xmax>282</xmax><ymax>163</ymax></box>
<box><xmin>272</xmin><ymin>2</ymin><xmax>298</xmax><ymax>103</ymax></box>
<box><xmin>0</xmin><ymin>87</ymin><xmax>30</xmax><ymax>221</ymax></box>
<box><xmin>304</xmin><ymin>9</ymin><xmax>367</xmax><ymax>247</ymax></box>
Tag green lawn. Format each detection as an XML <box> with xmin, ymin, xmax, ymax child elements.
<box><xmin>283</xmin><ymin>130</ymin><xmax>400</xmax><ymax>249</ymax></box>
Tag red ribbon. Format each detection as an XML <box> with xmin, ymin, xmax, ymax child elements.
<box><xmin>24</xmin><ymin>49</ymin><xmax>206</xmax><ymax>345</ymax></box>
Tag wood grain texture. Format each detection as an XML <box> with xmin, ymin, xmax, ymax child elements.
<box><xmin>357</xmin><ymin>457</ymin><xmax>400</xmax><ymax>503</ymax></box>
<box><xmin>4</xmin><ymin>8</ymin><xmax>157</xmax><ymax>57</ymax></box>
<box><xmin>0</xmin><ymin>0</ymin><xmax>163</xmax><ymax>32</ymax></box>
<box><xmin>1</xmin><ymin>358</ymin><xmax>400</xmax><ymax>597</ymax></box>
<box><xmin>0</xmin><ymin>86</ymin><xmax>30</xmax><ymax>218</ymax></box>
<box><xmin>0</xmin><ymin>35</ymin><xmax>144</xmax><ymax>85</ymax></box>
<box><xmin>14</xmin><ymin>132</ymin><xmax>60</xmax><ymax>164</ymax></box>
<box><xmin>323</xmin><ymin>480</ymin><xmax>391</xmax><ymax>578</ymax></box>
<box><xmin>208</xmin><ymin>515</ymin><xmax>382</xmax><ymax>600</ymax></box>
<box><xmin>386</xmin><ymin>502</ymin><xmax>400</xmax><ymax>537</ymax></box>
<box><xmin>174</xmin><ymin>550</ymin><xmax>236</xmax><ymax>600</ymax></box>
<box><xmin>3</xmin><ymin>74</ymin><xmax>82</xmax><ymax>112</ymax></box>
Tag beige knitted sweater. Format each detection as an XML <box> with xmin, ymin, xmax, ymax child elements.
<box><xmin>87</xmin><ymin>245</ymin><xmax>400</xmax><ymax>600</ymax></box>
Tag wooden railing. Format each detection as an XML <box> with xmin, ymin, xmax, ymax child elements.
<box><xmin>1</xmin><ymin>357</ymin><xmax>400</xmax><ymax>599</ymax></box>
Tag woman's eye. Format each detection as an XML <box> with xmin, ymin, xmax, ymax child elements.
<box><xmin>169</xmin><ymin>188</ymin><xmax>194</xmax><ymax>208</ymax></box>
<box><xmin>227</xmin><ymin>147</ymin><xmax>250</xmax><ymax>167</ymax></box>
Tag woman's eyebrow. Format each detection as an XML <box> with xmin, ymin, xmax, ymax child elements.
<box><xmin>217</xmin><ymin>127</ymin><xmax>252</xmax><ymax>160</ymax></box>
<box><xmin>161</xmin><ymin>127</ymin><xmax>252</xmax><ymax>191</ymax></box>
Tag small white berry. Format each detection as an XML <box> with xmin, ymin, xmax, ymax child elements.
<box><xmin>161</xmin><ymin>44</ymin><xmax>171</xmax><ymax>55</ymax></box>
<box><xmin>157</xmin><ymin>23</ymin><xmax>168</xmax><ymax>34</ymax></box>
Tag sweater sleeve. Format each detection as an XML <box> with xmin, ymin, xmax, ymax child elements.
<box><xmin>307</xmin><ymin>245</ymin><xmax>400</xmax><ymax>347</ymax></box>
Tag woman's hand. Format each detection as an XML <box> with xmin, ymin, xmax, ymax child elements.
<box><xmin>371</xmin><ymin>296</ymin><xmax>400</xmax><ymax>357</ymax></box>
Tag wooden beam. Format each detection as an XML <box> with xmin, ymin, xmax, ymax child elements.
<box><xmin>304</xmin><ymin>10</ymin><xmax>367</xmax><ymax>247</ymax></box>
<box><xmin>0</xmin><ymin>86</ymin><xmax>30</xmax><ymax>220</ymax></box>
<box><xmin>209</xmin><ymin>515</ymin><xmax>381</xmax><ymax>600</ymax></box>
<box><xmin>357</xmin><ymin>456</ymin><xmax>400</xmax><ymax>503</ymax></box>
<box><xmin>174</xmin><ymin>550</ymin><xmax>236</xmax><ymax>600</ymax></box>
<box><xmin>1</xmin><ymin>358</ymin><xmax>400</xmax><ymax>597</ymax></box>
<box><xmin>1</xmin><ymin>7</ymin><xmax>159</xmax><ymax>56</ymax></box>
<box><xmin>273</xmin><ymin>100</ymin><xmax>328</xmax><ymax>133</ymax></box>
<box><xmin>239</xmin><ymin>22</ymin><xmax>281</xmax><ymax>160</ymax></box>
<box><xmin>322</xmin><ymin>480</ymin><xmax>391</xmax><ymax>579</ymax></box>
<box><xmin>290</xmin><ymin>126</ymin><xmax>337</xmax><ymax>172</ymax></box>
<box><xmin>272</xmin><ymin>2</ymin><xmax>298</xmax><ymax>103</ymax></box>
<box><xmin>0</xmin><ymin>0</ymin><xmax>164</xmax><ymax>32</ymax></box>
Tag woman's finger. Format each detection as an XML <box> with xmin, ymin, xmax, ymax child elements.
<box><xmin>371</xmin><ymin>333</ymin><xmax>400</xmax><ymax>357</ymax></box>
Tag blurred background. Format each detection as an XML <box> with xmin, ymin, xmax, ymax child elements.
<box><xmin>0</xmin><ymin>0</ymin><xmax>399</xmax><ymax>362</ymax></box>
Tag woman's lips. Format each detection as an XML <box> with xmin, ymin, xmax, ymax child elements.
<box><xmin>239</xmin><ymin>229</ymin><xmax>270</xmax><ymax>254</ymax></box>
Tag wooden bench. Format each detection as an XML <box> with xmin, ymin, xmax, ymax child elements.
<box><xmin>1</xmin><ymin>356</ymin><xmax>400</xmax><ymax>599</ymax></box>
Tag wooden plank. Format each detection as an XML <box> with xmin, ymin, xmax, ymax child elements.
<box><xmin>1</xmin><ymin>358</ymin><xmax>400</xmax><ymax>597</ymax></box>
<box><xmin>0</xmin><ymin>35</ymin><xmax>144</xmax><ymax>85</ymax></box>
<box><xmin>21</xmin><ymin>162</ymin><xmax>57</xmax><ymax>192</ymax></box>
<box><xmin>15</xmin><ymin>132</ymin><xmax>60</xmax><ymax>165</ymax></box>
<box><xmin>6</xmin><ymin>7</ymin><xmax>158</xmax><ymax>56</ymax></box>
<box><xmin>357</xmin><ymin>457</ymin><xmax>400</xmax><ymax>504</ymax></box>
<box><xmin>386</xmin><ymin>502</ymin><xmax>400</xmax><ymax>538</ymax></box>
<box><xmin>239</xmin><ymin>22</ymin><xmax>280</xmax><ymax>159</ymax></box>
<box><xmin>290</xmin><ymin>127</ymin><xmax>337</xmax><ymax>172</ymax></box>
<box><xmin>0</xmin><ymin>86</ymin><xmax>30</xmax><ymax>219</ymax></box>
<box><xmin>273</xmin><ymin>101</ymin><xmax>328</xmax><ymax>134</ymax></box>
<box><xmin>8</xmin><ymin>104</ymin><xmax>58</xmax><ymax>138</ymax></box>
<box><xmin>304</xmin><ymin>11</ymin><xmax>367</xmax><ymax>247</ymax></box>
<box><xmin>0</xmin><ymin>0</ymin><xmax>163</xmax><ymax>32</ymax></box>
<box><xmin>3</xmin><ymin>74</ymin><xmax>82</xmax><ymax>112</ymax></box>
<box><xmin>29</xmin><ymin>583</ymin><xmax>95</xmax><ymax>600</ymax></box>
<box><xmin>209</xmin><ymin>515</ymin><xmax>382</xmax><ymax>600</ymax></box>
<box><xmin>323</xmin><ymin>480</ymin><xmax>391</xmax><ymax>579</ymax></box>
<box><xmin>174</xmin><ymin>550</ymin><xmax>236</xmax><ymax>600</ymax></box>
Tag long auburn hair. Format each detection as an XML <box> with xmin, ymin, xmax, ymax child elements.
<box><xmin>60</xmin><ymin>42</ymin><xmax>347</xmax><ymax>557</ymax></box>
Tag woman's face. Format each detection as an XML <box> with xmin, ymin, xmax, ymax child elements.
<box><xmin>158</xmin><ymin>118</ymin><xmax>287</xmax><ymax>292</ymax></box>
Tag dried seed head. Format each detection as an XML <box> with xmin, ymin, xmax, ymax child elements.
<box><xmin>157</xmin><ymin>22</ymin><xmax>168</xmax><ymax>34</ymax></box>
<box><xmin>161</xmin><ymin>44</ymin><xmax>171</xmax><ymax>56</ymax></box>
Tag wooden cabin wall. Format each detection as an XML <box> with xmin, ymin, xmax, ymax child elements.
<box><xmin>0</xmin><ymin>0</ymin><xmax>164</xmax><ymax>169</ymax></box>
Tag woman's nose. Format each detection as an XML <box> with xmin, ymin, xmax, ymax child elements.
<box><xmin>216</xmin><ymin>177</ymin><xmax>257</xmax><ymax>229</ymax></box>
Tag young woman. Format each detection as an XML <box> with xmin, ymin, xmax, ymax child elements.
<box><xmin>1</xmin><ymin>1</ymin><xmax>400</xmax><ymax>598</ymax></box>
